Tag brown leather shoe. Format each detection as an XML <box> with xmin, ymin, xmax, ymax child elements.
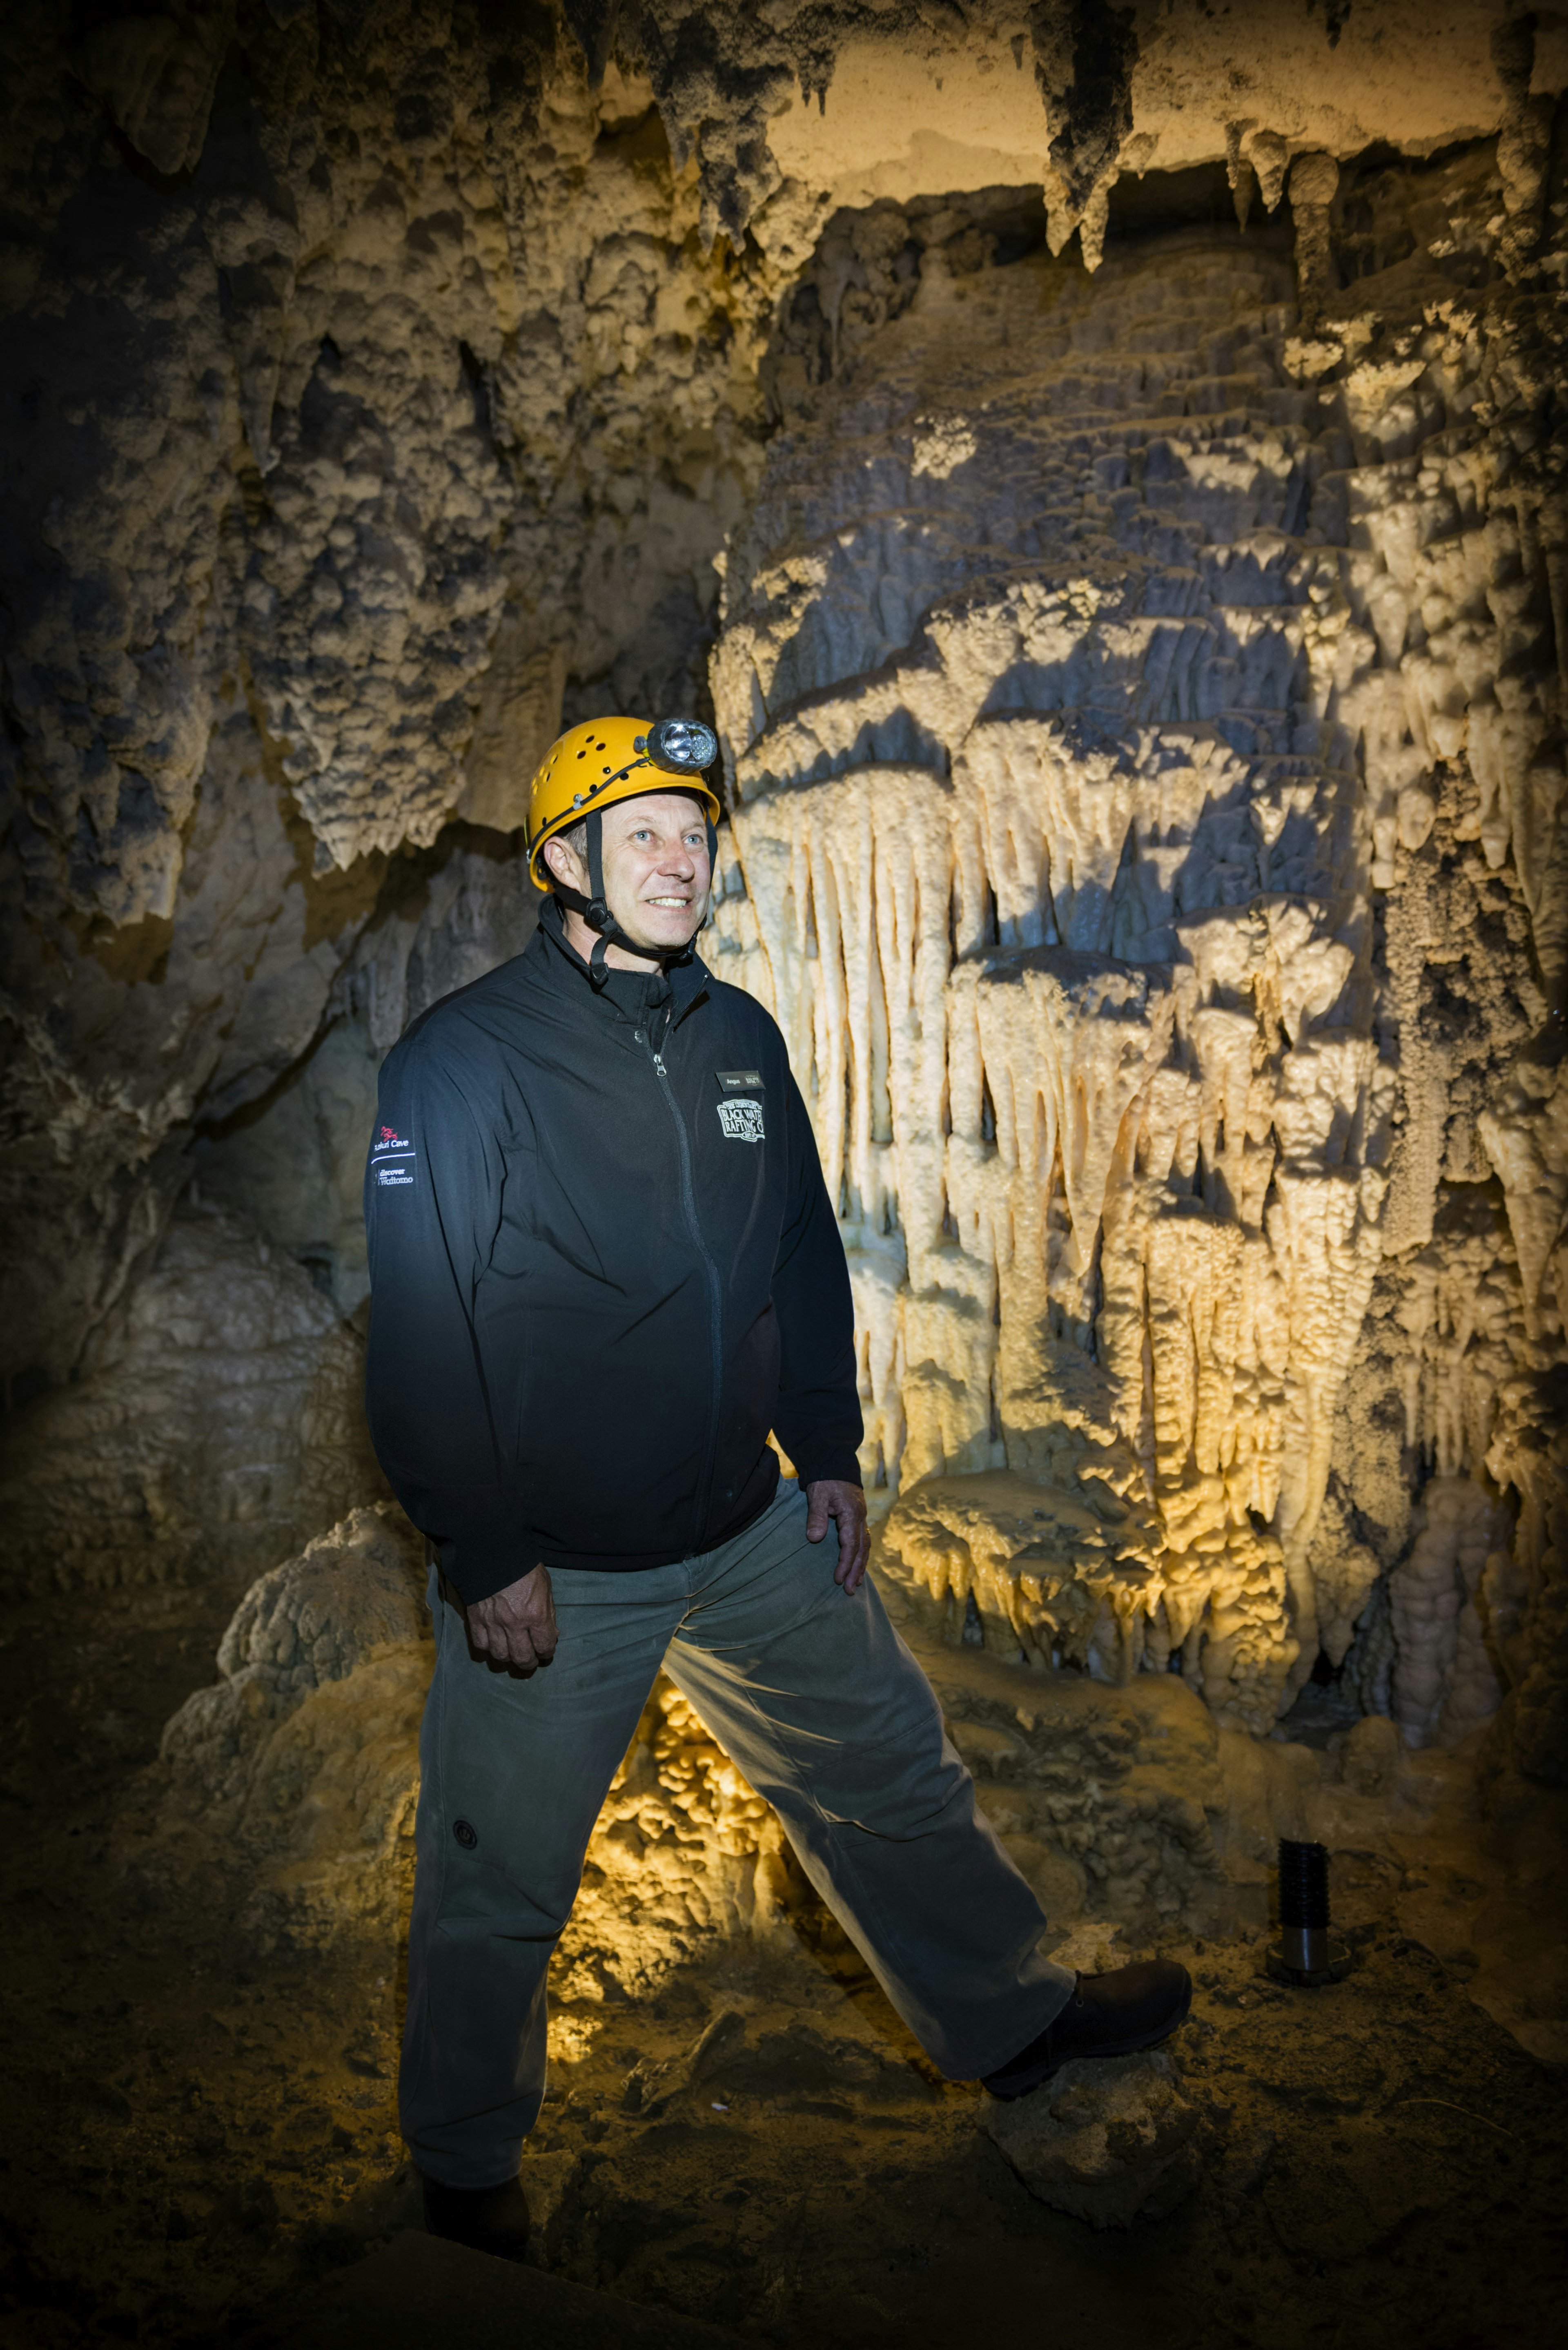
<box><xmin>982</xmin><ymin>1959</ymin><xmax>1193</xmax><ymax>2099</ymax></box>
<box><xmin>419</xmin><ymin>2169</ymin><xmax>531</xmax><ymax>2260</ymax></box>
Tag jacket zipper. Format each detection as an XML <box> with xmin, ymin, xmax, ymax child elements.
<box><xmin>646</xmin><ymin>1038</ymin><xmax>725</xmax><ymax>1552</ymax></box>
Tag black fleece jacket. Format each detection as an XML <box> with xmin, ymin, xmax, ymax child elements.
<box><xmin>363</xmin><ymin>903</ymin><xmax>863</xmax><ymax>1603</ymax></box>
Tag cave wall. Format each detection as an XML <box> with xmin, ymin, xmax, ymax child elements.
<box><xmin>704</xmin><ymin>134</ymin><xmax>1568</xmax><ymax>1757</ymax></box>
<box><xmin>1</xmin><ymin>0</ymin><xmax>790</xmax><ymax>1386</ymax></box>
<box><xmin>1</xmin><ymin>1</ymin><xmax>1565</xmax><ymax>1773</ymax></box>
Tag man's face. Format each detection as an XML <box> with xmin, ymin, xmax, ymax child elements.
<box><xmin>545</xmin><ymin>790</ymin><xmax>711</xmax><ymax>956</ymax></box>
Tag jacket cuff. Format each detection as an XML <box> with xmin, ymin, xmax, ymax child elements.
<box><xmin>438</xmin><ymin>1532</ymin><xmax>532</xmax><ymax>1607</ymax></box>
<box><xmin>787</xmin><ymin>1443</ymin><xmax>864</xmax><ymax>1489</ymax></box>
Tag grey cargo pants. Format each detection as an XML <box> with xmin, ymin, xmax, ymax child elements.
<box><xmin>400</xmin><ymin>1480</ymin><xmax>1074</xmax><ymax>2186</ymax></box>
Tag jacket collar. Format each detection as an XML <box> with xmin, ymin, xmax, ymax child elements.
<box><xmin>533</xmin><ymin>896</ymin><xmax>710</xmax><ymax>1027</ymax></box>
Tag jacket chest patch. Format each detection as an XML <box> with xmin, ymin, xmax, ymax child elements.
<box><xmin>717</xmin><ymin>1097</ymin><xmax>764</xmax><ymax>1144</ymax></box>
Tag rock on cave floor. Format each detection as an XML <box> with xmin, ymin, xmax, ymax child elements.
<box><xmin>1</xmin><ymin>1585</ymin><xmax>1564</xmax><ymax>2350</ymax></box>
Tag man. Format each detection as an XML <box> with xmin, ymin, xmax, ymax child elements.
<box><xmin>364</xmin><ymin>713</ymin><xmax>1189</xmax><ymax>2259</ymax></box>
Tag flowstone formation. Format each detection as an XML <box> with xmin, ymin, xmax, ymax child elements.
<box><xmin>0</xmin><ymin>0</ymin><xmax>1565</xmax><ymax>1854</ymax></box>
<box><xmin>708</xmin><ymin>226</ymin><xmax>1390</xmax><ymax>1730</ymax></box>
<box><xmin>708</xmin><ymin>138</ymin><xmax>1568</xmax><ymax>1759</ymax></box>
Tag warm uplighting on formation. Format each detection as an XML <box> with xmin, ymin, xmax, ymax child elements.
<box><xmin>704</xmin><ymin>203</ymin><xmax>1561</xmax><ymax>1768</ymax></box>
<box><xmin>1</xmin><ymin>0</ymin><xmax>1564</xmax><ymax>2339</ymax></box>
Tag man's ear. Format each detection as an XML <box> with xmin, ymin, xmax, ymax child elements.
<box><xmin>542</xmin><ymin>834</ymin><xmax>580</xmax><ymax>889</ymax></box>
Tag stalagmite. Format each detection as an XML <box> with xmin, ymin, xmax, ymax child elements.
<box><xmin>1390</xmin><ymin>1473</ymin><xmax>1512</xmax><ymax>1747</ymax></box>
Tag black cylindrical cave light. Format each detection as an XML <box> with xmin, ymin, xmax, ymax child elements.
<box><xmin>1267</xmin><ymin>1838</ymin><xmax>1352</xmax><ymax>1987</ymax></box>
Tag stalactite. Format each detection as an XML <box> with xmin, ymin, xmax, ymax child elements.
<box><xmin>710</xmin><ymin>143</ymin><xmax>1566</xmax><ymax>1742</ymax></box>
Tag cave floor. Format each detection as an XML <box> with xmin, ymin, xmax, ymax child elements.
<box><xmin>2</xmin><ymin>1583</ymin><xmax>1565</xmax><ymax>2350</ymax></box>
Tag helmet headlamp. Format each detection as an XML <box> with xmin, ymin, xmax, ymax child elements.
<box><xmin>639</xmin><ymin>718</ymin><xmax>717</xmax><ymax>774</ymax></box>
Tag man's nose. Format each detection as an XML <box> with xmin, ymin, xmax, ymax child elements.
<box><xmin>658</xmin><ymin>843</ymin><xmax>697</xmax><ymax>876</ymax></box>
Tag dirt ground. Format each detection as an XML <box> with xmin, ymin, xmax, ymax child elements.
<box><xmin>2</xmin><ymin>1579</ymin><xmax>1565</xmax><ymax>2350</ymax></box>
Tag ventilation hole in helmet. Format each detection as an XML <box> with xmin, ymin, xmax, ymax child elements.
<box><xmin>575</xmin><ymin>748</ymin><xmax>586</xmax><ymax>759</ymax></box>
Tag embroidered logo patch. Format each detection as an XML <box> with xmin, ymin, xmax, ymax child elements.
<box><xmin>717</xmin><ymin>1098</ymin><xmax>764</xmax><ymax>1144</ymax></box>
<box><xmin>372</xmin><ymin>1125</ymin><xmax>416</xmax><ymax>1187</ymax></box>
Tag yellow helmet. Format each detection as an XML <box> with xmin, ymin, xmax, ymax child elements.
<box><xmin>526</xmin><ymin>715</ymin><xmax>721</xmax><ymax>887</ymax></box>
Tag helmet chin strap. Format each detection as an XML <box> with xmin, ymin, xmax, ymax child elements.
<box><xmin>553</xmin><ymin>809</ymin><xmax>716</xmax><ymax>989</ymax></box>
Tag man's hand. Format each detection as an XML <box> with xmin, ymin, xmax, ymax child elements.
<box><xmin>805</xmin><ymin>1480</ymin><xmax>870</xmax><ymax>1595</ymax></box>
<box><xmin>466</xmin><ymin>1564</ymin><xmax>558</xmax><ymax>1674</ymax></box>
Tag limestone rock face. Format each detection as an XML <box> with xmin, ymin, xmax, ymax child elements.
<box><xmin>210</xmin><ymin>1507</ymin><xmax>430</xmax><ymax>1719</ymax></box>
<box><xmin>0</xmin><ymin>3</ymin><xmax>787</xmax><ymax>1386</ymax></box>
<box><xmin>1390</xmin><ymin>1473</ymin><xmax>1514</xmax><ymax>1748</ymax></box>
<box><xmin>982</xmin><ymin>2050</ymin><xmax>1203</xmax><ymax>2227</ymax></box>
<box><xmin>0</xmin><ymin>1202</ymin><xmax>386</xmax><ymax>1597</ymax></box>
<box><xmin>194</xmin><ymin>825</ymin><xmax>544</xmax><ymax>1317</ymax></box>
<box><xmin>708</xmin><ymin>136</ymin><xmax>1568</xmax><ymax>1760</ymax></box>
<box><xmin>0</xmin><ymin>695</ymin><xmax>377</xmax><ymax>1388</ymax></box>
<box><xmin>1</xmin><ymin>0</ymin><xmax>1566</xmax><ymax>1788</ymax></box>
<box><xmin>156</xmin><ymin>1505</ymin><xmax>430</xmax><ymax>1949</ymax></box>
<box><xmin>0</xmin><ymin>8</ymin><xmax>781</xmax><ymax>925</ymax></box>
<box><xmin>555</xmin><ymin>1680</ymin><xmax>788</xmax><ymax>2005</ymax></box>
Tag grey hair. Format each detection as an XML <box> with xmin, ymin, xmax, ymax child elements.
<box><xmin>546</xmin><ymin>818</ymin><xmax>588</xmax><ymax>873</ymax></box>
